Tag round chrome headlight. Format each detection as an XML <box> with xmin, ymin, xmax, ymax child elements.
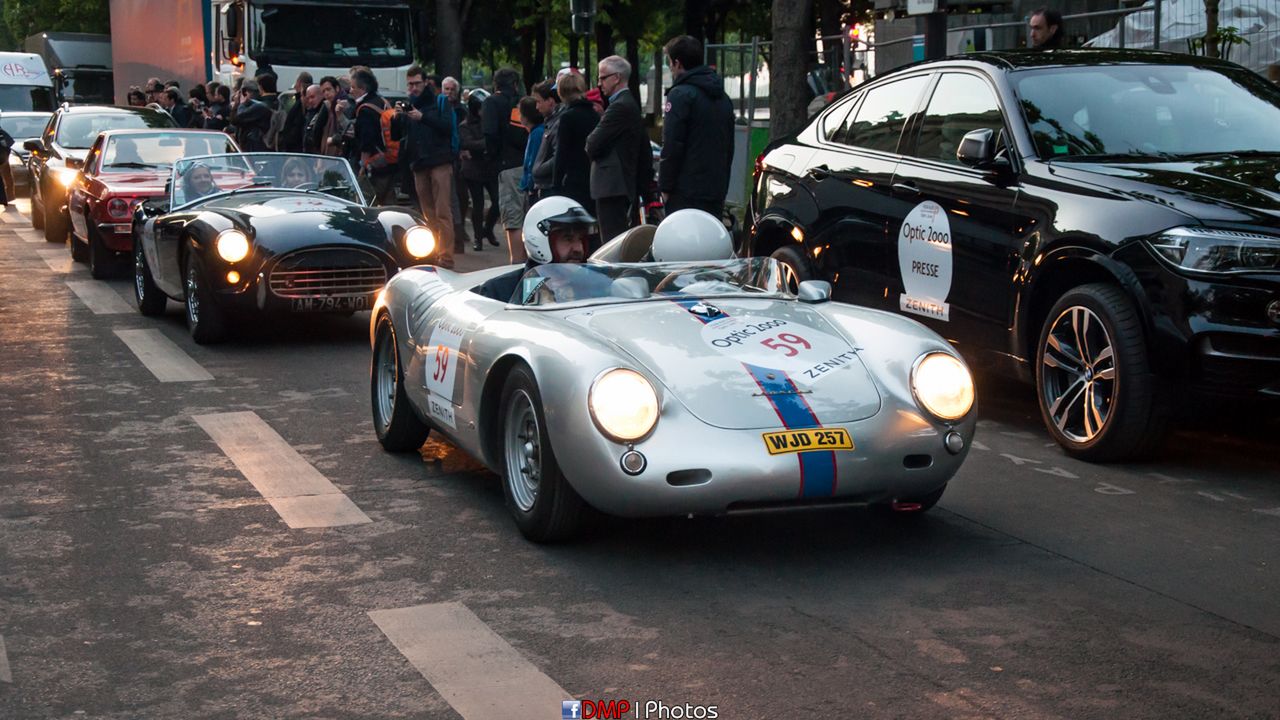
<box><xmin>588</xmin><ymin>368</ymin><xmax>659</xmax><ymax>443</ymax></box>
<box><xmin>54</xmin><ymin>167</ymin><xmax>79</xmax><ymax>187</ymax></box>
<box><xmin>215</xmin><ymin>229</ymin><xmax>250</xmax><ymax>263</ymax></box>
<box><xmin>911</xmin><ymin>352</ymin><xmax>975</xmax><ymax>422</ymax></box>
<box><xmin>404</xmin><ymin>225</ymin><xmax>436</xmax><ymax>259</ymax></box>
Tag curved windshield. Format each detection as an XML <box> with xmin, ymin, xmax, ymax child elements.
<box><xmin>171</xmin><ymin>153</ymin><xmax>363</xmax><ymax>206</ymax></box>
<box><xmin>1013</xmin><ymin>64</ymin><xmax>1280</xmax><ymax>160</ymax></box>
<box><xmin>102</xmin><ymin>132</ymin><xmax>238</xmax><ymax>172</ymax></box>
<box><xmin>56</xmin><ymin>111</ymin><xmax>174</xmax><ymax>149</ymax></box>
<box><xmin>515</xmin><ymin>258</ymin><xmax>793</xmax><ymax>308</ymax></box>
<box><xmin>0</xmin><ymin>114</ymin><xmax>50</xmax><ymax>139</ymax></box>
<box><xmin>251</xmin><ymin>4</ymin><xmax>411</xmax><ymax>67</ymax></box>
<box><xmin>0</xmin><ymin>85</ymin><xmax>54</xmax><ymax>112</ymax></box>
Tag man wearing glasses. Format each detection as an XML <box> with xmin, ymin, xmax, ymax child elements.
<box><xmin>585</xmin><ymin>55</ymin><xmax>644</xmax><ymax>244</ymax></box>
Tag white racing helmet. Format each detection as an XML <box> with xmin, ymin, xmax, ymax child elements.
<box><xmin>651</xmin><ymin>209</ymin><xmax>735</xmax><ymax>262</ymax></box>
<box><xmin>522</xmin><ymin>195</ymin><xmax>597</xmax><ymax>263</ymax></box>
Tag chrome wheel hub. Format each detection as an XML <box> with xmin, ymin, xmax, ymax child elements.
<box><xmin>373</xmin><ymin>327</ymin><xmax>397</xmax><ymax>431</ymax></box>
<box><xmin>503</xmin><ymin>390</ymin><xmax>541</xmax><ymax>512</ymax></box>
<box><xmin>185</xmin><ymin>264</ymin><xmax>200</xmax><ymax>325</ymax></box>
<box><xmin>1041</xmin><ymin>306</ymin><xmax>1116</xmax><ymax>443</ymax></box>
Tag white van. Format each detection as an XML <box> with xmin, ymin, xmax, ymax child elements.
<box><xmin>0</xmin><ymin>52</ymin><xmax>55</xmax><ymax>112</ymax></box>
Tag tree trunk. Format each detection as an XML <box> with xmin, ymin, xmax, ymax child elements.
<box><xmin>534</xmin><ymin>20</ymin><xmax>547</xmax><ymax>81</ymax></box>
<box><xmin>771</xmin><ymin>0</ymin><xmax>814</xmax><ymax>138</ymax></box>
<box><xmin>569</xmin><ymin>35</ymin><xmax>580</xmax><ymax>70</ymax></box>
<box><xmin>435</xmin><ymin>0</ymin><xmax>464</xmax><ymax>80</ymax></box>
<box><xmin>1204</xmin><ymin>0</ymin><xmax>1221</xmax><ymax>58</ymax></box>
<box><xmin>817</xmin><ymin>0</ymin><xmax>843</xmax><ymax>75</ymax></box>
<box><xmin>625</xmin><ymin>35</ymin><xmax>641</xmax><ymax>104</ymax></box>
<box><xmin>595</xmin><ymin>21</ymin><xmax>616</xmax><ymax>61</ymax></box>
<box><xmin>684</xmin><ymin>0</ymin><xmax>712</xmax><ymax>38</ymax></box>
<box><xmin>519</xmin><ymin>29</ymin><xmax>536</xmax><ymax>92</ymax></box>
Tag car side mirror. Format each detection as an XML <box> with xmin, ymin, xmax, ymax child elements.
<box><xmin>957</xmin><ymin>128</ymin><xmax>1012</xmax><ymax>172</ymax></box>
<box><xmin>23</xmin><ymin>138</ymin><xmax>44</xmax><ymax>153</ymax></box>
<box><xmin>65</xmin><ymin>156</ymin><xmax>83</xmax><ymax>170</ymax></box>
<box><xmin>797</xmin><ymin>280</ymin><xmax>832</xmax><ymax>304</ymax></box>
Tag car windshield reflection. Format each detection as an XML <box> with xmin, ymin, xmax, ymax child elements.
<box><xmin>170</xmin><ymin>153</ymin><xmax>363</xmax><ymax>206</ymax></box>
<box><xmin>513</xmin><ymin>257</ymin><xmax>793</xmax><ymax>307</ymax></box>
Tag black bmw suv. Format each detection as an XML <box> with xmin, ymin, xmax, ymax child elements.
<box><xmin>750</xmin><ymin>50</ymin><xmax>1280</xmax><ymax>461</ymax></box>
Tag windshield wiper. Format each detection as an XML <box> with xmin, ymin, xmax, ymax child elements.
<box><xmin>106</xmin><ymin>162</ymin><xmax>168</xmax><ymax>169</ymax></box>
<box><xmin>1050</xmin><ymin>151</ymin><xmax>1177</xmax><ymax>163</ymax></box>
<box><xmin>1166</xmin><ymin>150</ymin><xmax>1280</xmax><ymax>161</ymax></box>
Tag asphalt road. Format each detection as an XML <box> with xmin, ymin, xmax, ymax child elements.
<box><xmin>1</xmin><ymin>202</ymin><xmax>1277</xmax><ymax>720</ymax></box>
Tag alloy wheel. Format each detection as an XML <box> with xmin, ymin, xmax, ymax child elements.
<box><xmin>1040</xmin><ymin>305</ymin><xmax>1117</xmax><ymax>443</ymax></box>
<box><xmin>503</xmin><ymin>389</ymin><xmax>541</xmax><ymax>512</ymax></box>
<box><xmin>373</xmin><ymin>326</ymin><xmax>398</xmax><ymax>434</ymax></box>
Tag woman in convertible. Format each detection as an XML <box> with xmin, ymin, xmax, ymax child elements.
<box><xmin>180</xmin><ymin>162</ymin><xmax>218</xmax><ymax>202</ymax></box>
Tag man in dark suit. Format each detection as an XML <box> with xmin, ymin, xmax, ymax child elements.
<box><xmin>585</xmin><ymin>55</ymin><xmax>644</xmax><ymax>244</ymax></box>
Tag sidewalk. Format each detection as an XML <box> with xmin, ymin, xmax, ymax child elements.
<box><xmin>447</xmin><ymin>233</ymin><xmax>520</xmax><ymax>274</ymax></box>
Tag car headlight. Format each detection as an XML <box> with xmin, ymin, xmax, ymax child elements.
<box><xmin>1149</xmin><ymin>226</ymin><xmax>1280</xmax><ymax>273</ymax></box>
<box><xmin>215</xmin><ymin>229</ymin><xmax>250</xmax><ymax>263</ymax></box>
<box><xmin>53</xmin><ymin>167</ymin><xmax>79</xmax><ymax>187</ymax></box>
<box><xmin>589</xmin><ymin>368</ymin><xmax>659</xmax><ymax>442</ymax></box>
<box><xmin>404</xmin><ymin>225</ymin><xmax>436</xmax><ymax>259</ymax></box>
<box><xmin>911</xmin><ymin>352</ymin><xmax>974</xmax><ymax>422</ymax></box>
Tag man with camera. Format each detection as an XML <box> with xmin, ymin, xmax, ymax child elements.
<box><xmin>394</xmin><ymin>65</ymin><xmax>459</xmax><ymax>268</ymax></box>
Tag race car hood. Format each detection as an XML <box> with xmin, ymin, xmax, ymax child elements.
<box><xmin>577</xmin><ymin>298</ymin><xmax>882</xmax><ymax>430</ymax></box>
<box><xmin>1051</xmin><ymin>156</ymin><xmax>1280</xmax><ymax>225</ymax></box>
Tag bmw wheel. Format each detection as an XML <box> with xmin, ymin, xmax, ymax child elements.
<box><xmin>1036</xmin><ymin>283</ymin><xmax>1168</xmax><ymax>461</ymax></box>
<box><xmin>184</xmin><ymin>256</ymin><xmax>228</xmax><ymax>344</ymax></box>
<box><xmin>134</xmin><ymin>240</ymin><xmax>166</xmax><ymax>316</ymax></box>
<box><xmin>371</xmin><ymin>312</ymin><xmax>430</xmax><ymax>451</ymax></box>
<box><xmin>499</xmin><ymin>364</ymin><xmax>585</xmax><ymax>542</ymax></box>
<box><xmin>770</xmin><ymin>245</ymin><xmax>811</xmax><ymax>294</ymax></box>
<box><xmin>44</xmin><ymin>197</ymin><xmax>67</xmax><ymax>243</ymax></box>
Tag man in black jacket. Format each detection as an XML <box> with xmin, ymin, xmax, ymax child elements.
<box><xmin>230</xmin><ymin>79</ymin><xmax>272</xmax><ymax>152</ymax></box>
<box><xmin>659</xmin><ymin>35</ymin><xmax>735</xmax><ymax>219</ymax></box>
<box><xmin>395</xmin><ymin>65</ymin><xmax>459</xmax><ymax>268</ymax></box>
<box><xmin>352</xmin><ymin>69</ymin><xmax>395</xmax><ymax>206</ymax></box>
<box><xmin>585</xmin><ymin>55</ymin><xmax>644</xmax><ymax>244</ymax></box>
<box><xmin>482</xmin><ymin>67</ymin><xmax>529</xmax><ymax>262</ymax></box>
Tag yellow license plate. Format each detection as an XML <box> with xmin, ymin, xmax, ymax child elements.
<box><xmin>761</xmin><ymin>428</ymin><xmax>854</xmax><ymax>455</ymax></box>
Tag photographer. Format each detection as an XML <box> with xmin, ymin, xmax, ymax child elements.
<box><xmin>394</xmin><ymin>65</ymin><xmax>459</xmax><ymax>268</ymax></box>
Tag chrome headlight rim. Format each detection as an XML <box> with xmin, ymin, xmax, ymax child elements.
<box><xmin>215</xmin><ymin>228</ymin><xmax>251</xmax><ymax>264</ymax></box>
<box><xmin>587</xmin><ymin>367</ymin><xmax>661</xmax><ymax>444</ymax></box>
<box><xmin>1147</xmin><ymin>226</ymin><xmax>1280</xmax><ymax>275</ymax></box>
<box><xmin>404</xmin><ymin>225</ymin><xmax>436</xmax><ymax>259</ymax></box>
<box><xmin>910</xmin><ymin>351</ymin><xmax>975</xmax><ymax>423</ymax></box>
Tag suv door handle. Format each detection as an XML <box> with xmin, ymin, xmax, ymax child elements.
<box><xmin>892</xmin><ymin>182</ymin><xmax>921</xmax><ymax>195</ymax></box>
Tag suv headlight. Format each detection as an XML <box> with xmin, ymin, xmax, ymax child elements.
<box><xmin>589</xmin><ymin>368</ymin><xmax>659</xmax><ymax>442</ymax></box>
<box><xmin>911</xmin><ymin>352</ymin><xmax>974</xmax><ymax>422</ymax></box>
<box><xmin>1149</xmin><ymin>227</ymin><xmax>1280</xmax><ymax>273</ymax></box>
<box><xmin>215</xmin><ymin>229</ymin><xmax>250</xmax><ymax>263</ymax></box>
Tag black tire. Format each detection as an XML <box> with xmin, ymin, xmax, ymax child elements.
<box><xmin>134</xmin><ymin>239</ymin><xmax>167</xmax><ymax>316</ymax></box>
<box><xmin>44</xmin><ymin>196</ymin><xmax>67</xmax><ymax>243</ymax></box>
<box><xmin>1035</xmin><ymin>283</ymin><xmax>1168</xmax><ymax>462</ymax></box>
<box><xmin>371</xmin><ymin>312</ymin><xmax>430</xmax><ymax>452</ymax></box>
<box><xmin>88</xmin><ymin>228</ymin><xmax>118</xmax><ymax>279</ymax></box>
<box><xmin>770</xmin><ymin>244</ymin><xmax>811</xmax><ymax>293</ymax></box>
<box><xmin>68</xmin><ymin>231</ymin><xmax>87</xmax><ymax>262</ymax></box>
<box><xmin>31</xmin><ymin>186</ymin><xmax>44</xmax><ymax>230</ymax></box>
<box><xmin>184</xmin><ymin>255</ymin><xmax>228</xmax><ymax>344</ymax></box>
<box><xmin>498</xmin><ymin>364</ymin><xmax>585</xmax><ymax>542</ymax></box>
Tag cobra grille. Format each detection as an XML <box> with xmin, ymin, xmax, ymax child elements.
<box><xmin>269</xmin><ymin>248</ymin><xmax>388</xmax><ymax>299</ymax></box>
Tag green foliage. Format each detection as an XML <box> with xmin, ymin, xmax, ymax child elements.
<box><xmin>2</xmin><ymin>0</ymin><xmax>110</xmax><ymax>48</ymax></box>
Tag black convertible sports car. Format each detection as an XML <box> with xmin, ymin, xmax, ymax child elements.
<box><xmin>749</xmin><ymin>50</ymin><xmax>1280</xmax><ymax>461</ymax></box>
<box><xmin>132</xmin><ymin>153</ymin><xmax>439</xmax><ymax>343</ymax></box>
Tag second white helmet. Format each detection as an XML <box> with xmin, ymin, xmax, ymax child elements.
<box><xmin>652</xmin><ymin>209</ymin><xmax>735</xmax><ymax>263</ymax></box>
<box><xmin>522</xmin><ymin>196</ymin><xmax>597</xmax><ymax>263</ymax></box>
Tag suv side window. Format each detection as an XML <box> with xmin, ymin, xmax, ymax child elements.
<box><xmin>913</xmin><ymin>73</ymin><xmax>1005</xmax><ymax>166</ymax></box>
<box><xmin>844</xmin><ymin>75</ymin><xmax>929</xmax><ymax>154</ymax></box>
<box><xmin>821</xmin><ymin>94</ymin><xmax>860</xmax><ymax>143</ymax></box>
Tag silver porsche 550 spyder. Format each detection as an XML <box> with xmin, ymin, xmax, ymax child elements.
<box><xmin>370</xmin><ymin>254</ymin><xmax>976</xmax><ymax>542</ymax></box>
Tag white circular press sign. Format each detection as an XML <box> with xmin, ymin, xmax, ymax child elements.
<box><xmin>898</xmin><ymin>200</ymin><xmax>954</xmax><ymax>321</ymax></box>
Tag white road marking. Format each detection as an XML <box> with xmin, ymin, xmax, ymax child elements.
<box><xmin>65</xmin><ymin>280</ymin><xmax>134</xmax><ymax>314</ymax></box>
<box><xmin>1094</xmin><ymin>482</ymin><xmax>1136</xmax><ymax>495</ymax></box>
<box><xmin>1197</xmin><ymin>491</ymin><xmax>1226</xmax><ymax>502</ymax></box>
<box><xmin>1221</xmin><ymin>490</ymin><xmax>1249</xmax><ymax>500</ymax></box>
<box><xmin>193</xmin><ymin>411</ymin><xmax>370</xmax><ymax>528</ymax></box>
<box><xmin>15</xmin><ymin>229</ymin><xmax>43</xmax><ymax>243</ymax></box>
<box><xmin>1035</xmin><ymin>466</ymin><xmax>1078</xmax><ymax>479</ymax></box>
<box><xmin>1000</xmin><ymin>453</ymin><xmax>1040</xmax><ymax>466</ymax></box>
<box><xmin>113</xmin><ymin>329</ymin><xmax>213</xmax><ymax>382</ymax></box>
<box><xmin>369</xmin><ymin>603</ymin><xmax>569</xmax><ymax>720</ymax></box>
<box><xmin>0</xmin><ymin>209</ymin><xmax>25</xmax><ymax>224</ymax></box>
<box><xmin>1254</xmin><ymin>507</ymin><xmax>1280</xmax><ymax>518</ymax></box>
<box><xmin>970</xmin><ymin>439</ymin><xmax>990</xmax><ymax>451</ymax></box>
<box><xmin>1150</xmin><ymin>472</ymin><xmax>1199</xmax><ymax>485</ymax></box>
<box><xmin>37</xmin><ymin>249</ymin><xmax>72</xmax><ymax>274</ymax></box>
<box><xmin>0</xmin><ymin>633</ymin><xmax>11</xmax><ymax>683</ymax></box>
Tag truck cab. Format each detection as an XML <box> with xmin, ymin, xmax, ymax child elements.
<box><xmin>0</xmin><ymin>52</ymin><xmax>56</xmax><ymax>112</ymax></box>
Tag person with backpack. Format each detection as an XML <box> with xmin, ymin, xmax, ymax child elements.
<box><xmin>394</xmin><ymin>65</ymin><xmax>460</xmax><ymax>268</ymax></box>
<box><xmin>351</xmin><ymin>69</ymin><xmax>396</xmax><ymax>206</ymax></box>
<box><xmin>481</xmin><ymin>67</ymin><xmax>529</xmax><ymax>262</ymax></box>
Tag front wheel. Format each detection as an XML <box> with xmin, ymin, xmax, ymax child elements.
<box><xmin>371</xmin><ymin>313</ymin><xmax>430</xmax><ymax>451</ymax></box>
<box><xmin>770</xmin><ymin>244</ymin><xmax>811</xmax><ymax>294</ymax></box>
<box><xmin>184</xmin><ymin>256</ymin><xmax>228</xmax><ymax>344</ymax></box>
<box><xmin>31</xmin><ymin>186</ymin><xmax>44</xmax><ymax>229</ymax></box>
<box><xmin>134</xmin><ymin>240</ymin><xmax>167</xmax><ymax>316</ymax></box>
<box><xmin>89</xmin><ymin>229</ymin><xmax>118</xmax><ymax>279</ymax></box>
<box><xmin>499</xmin><ymin>364</ymin><xmax>585</xmax><ymax>542</ymax></box>
<box><xmin>44</xmin><ymin>197</ymin><xmax>67</xmax><ymax>243</ymax></box>
<box><xmin>1035</xmin><ymin>283</ymin><xmax>1168</xmax><ymax>461</ymax></box>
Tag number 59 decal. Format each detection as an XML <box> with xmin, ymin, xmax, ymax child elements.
<box><xmin>425</xmin><ymin>325</ymin><xmax>464</xmax><ymax>402</ymax></box>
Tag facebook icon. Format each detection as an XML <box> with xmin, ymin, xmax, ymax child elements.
<box><xmin>562</xmin><ymin>700</ymin><xmax>582</xmax><ymax>719</ymax></box>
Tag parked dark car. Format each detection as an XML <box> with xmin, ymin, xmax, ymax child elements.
<box><xmin>1</xmin><ymin>111</ymin><xmax>51</xmax><ymax>196</ymax></box>
<box><xmin>749</xmin><ymin>49</ymin><xmax>1280</xmax><ymax>461</ymax></box>
<box><xmin>133</xmin><ymin>153</ymin><xmax>439</xmax><ymax>344</ymax></box>
<box><xmin>25</xmin><ymin>104</ymin><xmax>174</xmax><ymax>241</ymax></box>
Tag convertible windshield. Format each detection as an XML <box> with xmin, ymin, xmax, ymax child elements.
<box><xmin>515</xmin><ymin>258</ymin><xmax>793</xmax><ymax>307</ymax></box>
<box><xmin>171</xmin><ymin>153</ymin><xmax>363</xmax><ymax>206</ymax></box>
<box><xmin>1012</xmin><ymin>64</ymin><xmax>1280</xmax><ymax>160</ymax></box>
<box><xmin>102</xmin><ymin>132</ymin><xmax>237</xmax><ymax>173</ymax></box>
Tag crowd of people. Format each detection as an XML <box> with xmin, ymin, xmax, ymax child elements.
<box><xmin>123</xmin><ymin>34</ymin><xmax>736</xmax><ymax>271</ymax></box>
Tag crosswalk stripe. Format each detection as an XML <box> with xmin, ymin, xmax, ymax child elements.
<box><xmin>193</xmin><ymin>411</ymin><xmax>371</xmax><ymax>528</ymax></box>
<box><xmin>15</xmin><ymin>229</ymin><xmax>43</xmax><ymax>243</ymax></box>
<box><xmin>114</xmin><ymin>329</ymin><xmax>213</xmax><ymax>382</ymax></box>
<box><xmin>0</xmin><ymin>633</ymin><xmax>11</xmax><ymax>683</ymax></box>
<box><xmin>37</xmin><ymin>249</ymin><xmax>72</xmax><ymax>274</ymax></box>
<box><xmin>65</xmin><ymin>280</ymin><xmax>134</xmax><ymax>314</ymax></box>
<box><xmin>369</xmin><ymin>603</ymin><xmax>570</xmax><ymax>720</ymax></box>
<box><xmin>0</xmin><ymin>210</ymin><xmax>24</xmax><ymax>224</ymax></box>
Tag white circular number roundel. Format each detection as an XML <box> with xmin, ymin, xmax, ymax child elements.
<box><xmin>898</xmin><ymin>200</ymin><xmax>953</xmax><ymax>304</ymax></box>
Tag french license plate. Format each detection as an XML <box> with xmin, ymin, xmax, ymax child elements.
<box><xmin>761</xmin><ymin>428</ymin><xmax>854</xmax><ymax>455</ymax></box>
<box><xmin>290</xmin><ymin>295</ymin><xmax>370</xmax><ymax>312</ymax></box>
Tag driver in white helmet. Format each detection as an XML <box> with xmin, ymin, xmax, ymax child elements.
<box><xmin>474</xmin><ymin>195</ymin><xmax>601</xmax><ymax>302</ymax></box>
